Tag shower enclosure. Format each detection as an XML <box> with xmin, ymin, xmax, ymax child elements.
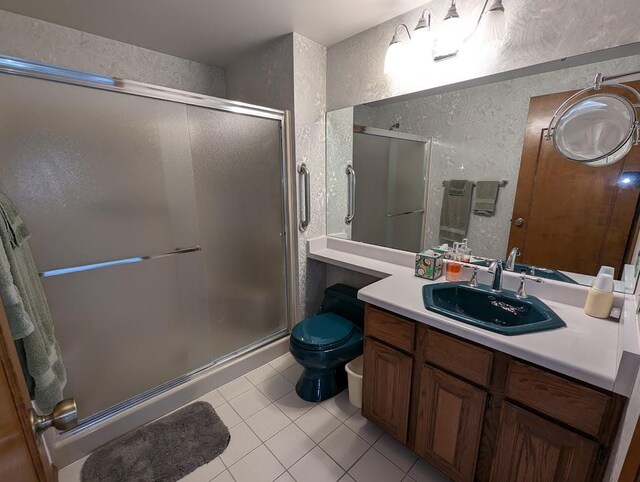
<box><xmin>0</xmin><ymin>56</ymin><xmax>296</xmax><ymax>431</ymax></box>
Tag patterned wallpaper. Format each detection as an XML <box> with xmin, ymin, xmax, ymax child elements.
<box><xmin>326</xmin><ymin>0</ymin><xmax>640</xmax><ymax>110</ymax></box>
<box><xmin>0</xmin><ymin>10</ymin><xmax>225</xmax><ymax>97</ymax></box>
<box><xmin>326</xmin><ymin>107</ymin><xmax>353</xmax><ymax>238</ymax></box>
<box><xmin>328</xmin><ymin>53</ymin><xmax>640</xmax><ymax>260</ymax></box>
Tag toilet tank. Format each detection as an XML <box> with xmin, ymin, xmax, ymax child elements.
<box><xmin>318</xmin><ymin>284</ymin><xmax>365</xmax><ymax>329</ymax></box>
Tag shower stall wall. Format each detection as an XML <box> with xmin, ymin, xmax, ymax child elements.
<box><xmin>0</xmin><ymin>56</ymin><xmax>296</xmax><ymax>431</ymax></box>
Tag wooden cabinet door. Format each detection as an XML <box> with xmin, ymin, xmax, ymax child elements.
<box><xmin>414</xmin><ymin>365</ymin><xmax>486</xmax><ymax>482</ymax></box>
<box><xmin>490</xmin><ymin>403</ymin><xmax>598</xmax><ymax>482</ymax></box>
<box><xmin>362</xmin><ymin>337</ymin><xmax>412</xmax><ymax>443</ymax></box>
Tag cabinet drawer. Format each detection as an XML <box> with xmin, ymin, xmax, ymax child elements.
<box><xmin>505</xmin><ymin>360</ymin><xmax>611</xmax><ymax>438</ymax></box>
<box><xmin>365</xmin><ymin>305</ymin><xmax>415</xmax><ymax>352</ymax></box>
<box><xmin>418</xmin><ymin>326</ymin><xmax>493</xmax><ymax>387</ymax></box>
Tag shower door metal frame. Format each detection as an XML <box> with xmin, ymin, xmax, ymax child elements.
<box><xmin>0</xmin><ymin>54</ymin><xmax>299</xmax><ymax>434</ymax></box>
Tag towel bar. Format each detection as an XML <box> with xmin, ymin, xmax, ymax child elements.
<box><xmin>441</xmin><ymin>180</ymin><xmax>508</xmax><ymax>187</ymax></box>
<box><xmin>38</xmin><ymin>246</ymin><xmax>202</xmax><ymax>278</ymax></box>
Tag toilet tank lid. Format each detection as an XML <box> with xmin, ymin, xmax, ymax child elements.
<box><xmin>291</xmin><ymin>313</ymin><xmax>355</xmax><ymax>350</ymax></box>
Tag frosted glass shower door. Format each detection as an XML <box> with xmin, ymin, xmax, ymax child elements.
<box><xmin>186</xmin><ymin>106</ymin><xmax>288</xmax><ymax>359</ymax></box>
<box><xmin>0</xmin><ymin>72</ymin><xmax>289</xmax><ymax>423</ymax></box>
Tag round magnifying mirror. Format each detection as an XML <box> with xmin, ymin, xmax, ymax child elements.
<box><xmin>553</xmin><ymin>93</ymin><xmax>637</xmax><ymax>166</ymax></box>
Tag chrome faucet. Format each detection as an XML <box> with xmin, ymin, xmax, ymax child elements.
<box><xmin>505</xmin><ymin>247</ymin><xmax>521</xmax><ymax>271</ymax></box>
<box><xmin>488</xmin><ymin>260</ymin><xmax>504</xmax><ymax>292</ymax></box>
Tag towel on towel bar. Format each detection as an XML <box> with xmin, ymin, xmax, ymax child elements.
<box><xmin>473</xmin><ymin>181</ymin><xmax>500</xmax><ymax>216</ymax></box>
<box><xmin>0</xmin><ymin>192</ymin><xmax>66</xmax><ymax>413</ymax></box>
<box><xmin>439</xmin><ymin>180</ymin><xmax>473</xmax><ymax>243</ymax></box>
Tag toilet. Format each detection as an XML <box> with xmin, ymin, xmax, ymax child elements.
<box><xmin>289</xmin><ymin>284</ymin><xmax>364</xmax><ymax>402</ymax></box>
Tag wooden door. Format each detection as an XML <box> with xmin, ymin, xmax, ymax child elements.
<box><xmin>414</xmin><ymin>365</ymin><xmax>486</xmax><ymax>482</ymax></box>
<box><xmin>0</xmin><ymin>299</ymin><xmax>56</xmax><ymax>481</ymax></box>
<box><xmin>490</xmin><ymin>403</ymin><xmax>597</xmax><ymax>482</ymax></box>
<box><xmin>362</xmin><ymin>337</ymin><xmax>413</xmax><ymax>443</ymax></box>
<box><xmin>508</xmin><ymin>82</ymin><xmax>640</xmax><ymax>278</ymax></box>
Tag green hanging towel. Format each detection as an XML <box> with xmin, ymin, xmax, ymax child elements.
<box><xmin>0</xmin><ymin>192</ymin><xmax>66</xmax><ymax>413</ymax></box>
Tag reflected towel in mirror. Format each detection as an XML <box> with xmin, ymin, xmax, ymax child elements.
<box><xmin>473</xmin><ymin>181</ymin><xmax>500</xmax><ymax>216</ymax></box>
<box><xmin>439</xmin><ymin>180</ymin><xmax>473</xmax><ymax>243</ymax></box>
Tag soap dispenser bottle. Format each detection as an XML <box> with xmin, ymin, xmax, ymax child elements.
<box><xmin>584</xmin><ymin>273</ymin><xmax>614</xmax><ymax>318</ymax></box>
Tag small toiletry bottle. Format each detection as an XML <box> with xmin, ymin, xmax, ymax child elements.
<box><xmin>584</xmin><ymin>273</ymin><xmax>614</xmax><ymax>318</ymax></box>
<box><xmin>445</xmin><ymin>243</ymin><xmax>462</xmax><ymax>281</ymax></box>
<box><xmin>460</xmin><ymin>238</ymin><xmax>471</xmax><ymax>263</ymax></box>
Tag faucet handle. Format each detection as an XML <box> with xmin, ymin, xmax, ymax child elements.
<box><xmin>516</xmin><ymin>274</ymin><xmax>527</xmax><ymax>298</ymax></box>
<box><xmin>469</xmin><ymin>267</ymin><xmax>479</xmax><ymax>287</ymax></box>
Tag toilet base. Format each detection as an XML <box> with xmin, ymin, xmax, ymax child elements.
<box><xmin>295</xmin><ymin>365</ymin><xmax>348</xmax><ymax>402</ymax></box>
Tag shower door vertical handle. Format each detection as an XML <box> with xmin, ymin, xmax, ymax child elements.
<box><xmin>298</xmin><ymin>163</ymin><xmax>310</xmax><ymax>231</ymax></box>
<box><xmin>345</xmin><ymin>164</ymin><xmax>356</xmax><ymax>224</ymax></box>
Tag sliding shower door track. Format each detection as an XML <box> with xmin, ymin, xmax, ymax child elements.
<box><xmin>63</xmin><ymin>329</ymin><xmax>289</xmax><ymax>436</ymax></box>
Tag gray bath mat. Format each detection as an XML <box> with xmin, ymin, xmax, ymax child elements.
<box><xmin>81</xmin><ymin>401</ymin><xmax>230</xmax><ymax>482</ymax></box>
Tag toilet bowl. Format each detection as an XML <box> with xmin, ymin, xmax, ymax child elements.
<box><xmin>289</xmin><ymin>284</ymin><xmax>364</xmax><ymax>402</ymax></box>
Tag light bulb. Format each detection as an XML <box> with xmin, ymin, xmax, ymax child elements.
<box><xmin>411</xmin><ymin>27</ymin><xmax>433</xmax><ymax>58</ymax></box>
<box><xmin>434</xmin><ymin>15</ymin><xmax>463</xmax><ymax>59</ymax></box>
<box><xmin>384</xmin><ymin>41</ymin><xmax>405</xmax><ymax>75</ymax></box>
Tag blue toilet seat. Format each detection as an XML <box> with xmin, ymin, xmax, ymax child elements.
<box><xmin>291</xmin><ymin>313</ymin><xmax>355</xmax><ymax>351</ymax></box>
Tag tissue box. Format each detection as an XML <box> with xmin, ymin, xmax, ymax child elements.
<box><xmin>415</xmin><ymin>250</ymin><xmax>444</xmax><ymax>280</ymax></box>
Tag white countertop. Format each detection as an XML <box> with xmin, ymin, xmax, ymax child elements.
<box><xmin>308</xmin><ymin>236</ymin><xmax>640</xmax><ymax>396</ymax></box>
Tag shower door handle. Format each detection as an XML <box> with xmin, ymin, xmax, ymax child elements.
<box><xmin>345</xmin><ymin>164</ymin><xmax>356</xmax><ymax>224</ymax></box>
<box><xmin>298</xmin><ymin>163</ymin><xmax>310</xmax><ymax>231</ymax></box>
<box><xmin>29</xmin><ymin>398</ymin><xmax>78</xmax><ymax>436</ymax></box>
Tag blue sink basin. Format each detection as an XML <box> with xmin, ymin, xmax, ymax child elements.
<box><xmin>422</xmin><ymin>282</ymin><xmax>567</xmax><ymax>336</ymax></box>
<box><xmin>470</xmin><ymin>260</ymin><xmax>578</xmax><ymax>284</ymax></box>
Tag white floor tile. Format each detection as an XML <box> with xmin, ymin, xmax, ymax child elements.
<box><xmin>265</xmin><ymin>423</ymin><xmax>315</xmax><ymax>468</ymax></box>
<box><xmin>320</xmin><ymin>425</ymin><xmax>369</xmax><ymax>470</ymax></box>
<box><xmin>196</xmin><ymin>388</ymin><xmax>225</xmax><ymax>408</ymax></box>
<box><xmin>246</xmin><ymin>364</ymin><xmax>279</xmax><ymax>385</ymax></box>
<box><xmin>275</xmin><ymin>472</ymin><xmax>296</xmax><ymax>482</ymax></box>
<box><xmin>295</xmin><ymin>405</ymin><xmax>342</xmax><ymax>443</ymax></box>
<box><xmin>246</xmin><ymin>404</ymin><xmax>291</xmax><ymax>441</ymax></box>
<box><xmin>280</xmin><ymin>363</ymin><xmax>304</xmax><ymax>384</ymax></box>
<box><xmin>257</xmin><ymin>373</ymin><xmax>295</xmax><ymax>401</ymax></box>
<box><xmin>408</xmin><ymin>459</ymin><xmax>451</xmax><ymax>482</ymax></box>
<box><xmin>270</xmin><ymin>353</ymin><xmax>297</xmax><ymax>372</ymax></box>
<box><xmin>229</xmin><ymin>387</ymin><xmax>272</xmax><ymax>419</ymax></box>
<box><xmin>229</xmin><ymin>445</ymin><xmax>285</xmax><ymax>482</ymax></box>
<box><xmin>58</xmin><ymin>455</ymin><xmax>88</xmax><ymax>482</ymax></box>
<box><xmin>179</xmin><ymin>457</ymin><xmax>226</xmax><ymax>482</ymax></box>
<box><xmin>220</xmin><ymin>422</ymin><xmax>262</xmax><ymax>467</ymax></box>
<box><xmin>321</xmin><ymin>390</ymin><xmax>358</xmax><ymax>422</ymax></box>
<box><xmin>374</xmin><ymin>434</ymin><xmax>418</xmax><ymax>472</ymax></box>
<box><xmin>215</xmin><ymin>402</ymin><xmax>242</xmax><ymax>428</ymax></box>
<box><xmin>348</xmin><ymin>448</ymin><xmax>405</xmax><ymax>482</ymax></box>
<box><xmin>274</xmin><ymin>389</ymin><xmax>317</xmax><ymax>420</ymax></box>
<box><xmin>344</xmin><ymin>411</ymin><xmax>383</xmax><ymax>445</ymax></box>
<box><xmin>289</xmin><ymin>446</ymin><xmax>345</xmax><ymax>482</ymax></box>
<box><xmin>212</xmin><ymin>471</ymin><xmax>234</xmax><ymax>482</ymax></box>
<box><xmin>219</xmin><ymin>376</ymin><xmax>254</xmax><ymax>401</ymax></box>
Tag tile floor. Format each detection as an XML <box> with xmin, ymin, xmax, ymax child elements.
<box><xmin>59</xmin><ymin>353</ymin><xmax>450</xmax><ymax>482</ymax></box>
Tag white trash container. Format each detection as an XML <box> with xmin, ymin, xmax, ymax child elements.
<box><xmin>345</xmin><ymin>355</ymin><xmax>364</xmax><ymax>408</ymax></box>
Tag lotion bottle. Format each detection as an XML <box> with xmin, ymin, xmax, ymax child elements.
<box><xmin>584</xmin><ymin>273</ymin><xmax>614</xmax><ymax>318</ymax></box>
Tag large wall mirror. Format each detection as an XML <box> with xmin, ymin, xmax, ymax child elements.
<box><xmin>326</xmin><ymin>51</ymin><xmax>640</xmax><ymax>292</ymax></box>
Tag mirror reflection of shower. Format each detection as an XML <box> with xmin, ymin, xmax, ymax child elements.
<box><xmin>350</xmin><ymin>125</ymin><xmax>430</xmax><ymax>252</ymax></box>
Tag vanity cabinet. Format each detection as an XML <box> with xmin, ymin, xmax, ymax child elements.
<box><xmin>361</xmin><ymin>304</ymin><xmax>624</xmax><ymax>482</ymax></box>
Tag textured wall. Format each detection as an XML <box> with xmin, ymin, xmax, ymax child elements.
<box><xmin>293</xmin><ymin>33</ymin><xmax>328</xmax><ymax>319</ymax></box>
<box><xmin>0</xmin><ymin>10</ymin><xmax>225</xmax><ymax>97</ymax></box>
<box><xmin>326</xmin><ymin>0</ymin><xmax>640</xmax><ymax>110</ymax></box>
<box><xmin>224</xmin><ymin>35</ymin><xmax>295</xmax><ymax>111</ymax></box>
<box><xmin>334</xmin><ymin>53</ymin><xmax>640</xmax><ymax>260</ymax></box>
<box><xmin>326</xmin><ymin>107</ymin><xmax>353</xmax><ymax>238</ymax></box>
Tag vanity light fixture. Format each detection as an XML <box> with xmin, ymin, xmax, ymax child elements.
<box><xmin>433</xmin><ymin>0</ymin><xmax>463</xmax><ymax>61</ymax></box>
<box><xmin>384</xmin><ymin>24</ymin><xmax>412</xmax><ymax>75</ymax></box>
<box><xmin>384</xmin><ymin>0</ymin><xmax>509</xmax><ymax>75</ymax></box>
